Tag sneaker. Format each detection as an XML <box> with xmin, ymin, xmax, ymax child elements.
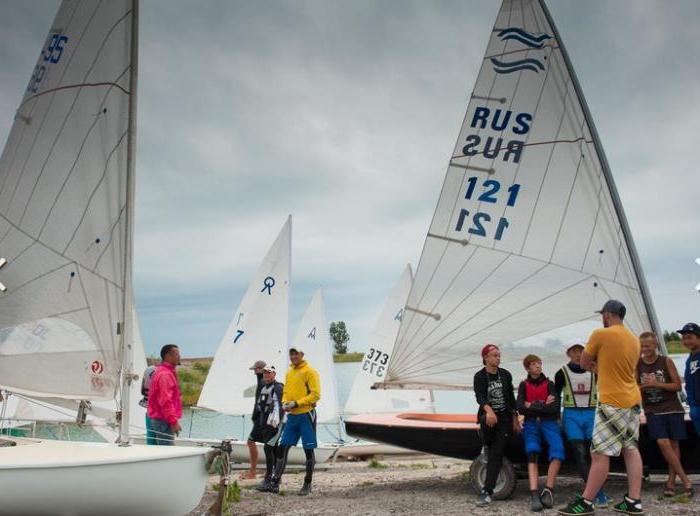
<box><xmin>613</xmin><ymin>495</ymin><xmax>643</xmax><ymax>514</ymax></box>
<box><xmin>297</xmin><ymin>482</ymin><xmax>312</xmax><ymax>496</ymax></box>
<box><xmin>531</xmin><ymin>491</ymin><xmax>544</xmax><ymax>512</ymax></box>
<box><xmin>558</xmin><ymin>496</ymin><xmax>595</xmax><ymax>515</ymax></box>
<box><xmin>540</xmin><ymin>487</ymin><xmax>554</xmax><ymax>509</ymax></box>
<box><xmin>268</xmin><ymin>480</ymin><xmax>280</xmax><ymax>494</ymax></box>
<box><xmin>476</xmin><ymin>490</ymin><xmax>492</xmax><ymax>507</ymax></box>
<box><xmin>594</xmin><ymin>491</ymin><xmax>610</xmax><ymax>508</ymax></box>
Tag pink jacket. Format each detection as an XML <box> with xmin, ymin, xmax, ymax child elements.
<box><xmin>147</xmin><ymin>362</ymin><xmax>182</xmax><ymax>425</ymax></box>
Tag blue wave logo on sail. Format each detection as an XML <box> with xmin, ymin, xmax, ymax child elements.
<box><xmin>497</xmin><ymin>27</ymin><xmax>551</xmax><ymax>48</ymax></box>
<box><xmin>491</xmin><ymin>57</ymin><xmax>545</xmax><ymax>74</ymax></box>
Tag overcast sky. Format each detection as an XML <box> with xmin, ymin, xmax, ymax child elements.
<box><xmin>0</xmin><ymin>1</ymin><xmax>698</xmax><ymax>358</ymax></box>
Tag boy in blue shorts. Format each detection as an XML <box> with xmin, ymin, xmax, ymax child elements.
<box><xmin>554</xmin><ymin>343</ymin><xmax>609</xmax><ymax>507</ymax></box>
<box><xmin>517</xmin><ymin>354</ymin><xmax>565</xmax><ymax>512</ymax></box>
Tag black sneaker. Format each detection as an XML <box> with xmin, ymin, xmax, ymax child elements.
<box><xmin>476</xmin><ymin>490</ymin><xmax>492</xmax><ymax>507</ymax></box>
<box><xmin>531</xmin><ymin>491</ymin><xmax>544</xmax><ymax>512</ymax></box>
<box><xmin>255</xmin><ymin>479</ymin><xmax>272</xmax><ymax>492</ymax></box>
<box><xmin>540</xmin><ymin>487</ymin><xmax>554</xmax><ymax>509</ymax></box>
<box><xmin>613</xmin><ymin>495</ymin><xmax>643</xmax><ymax>514</ymax></box>
<box><xmin>298</xmin><ymin>482</ymin><xmax>312</xmax><ymax>496</ymax></box>
<box><xmin>558</xmin><ymin>496</ymin><xmax>594</xmax><ymax>515</ymax></box>
<box><xmin>268</xmin><ymin>480</ymin><xmax>280</xmax><ymax>494</ymax></box>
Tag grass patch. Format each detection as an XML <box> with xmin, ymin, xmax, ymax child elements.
<box><xmin>333</xmin><ymin>352</ymin><xmax>364</xmax><ymax>363</ymax></box>
<box><xmin>409</xmin><ymin>463</ymin><xmax>431</xmax><ymax>470</ymax></box>
<box><xmin>359</xmin><ymin>481</ymin><xmax>375</xmax><ymax>486</ymax></box>
<box><xmin>368</xmin><ymin>459</ymin><xmax>388</xmax><ymax>469</ymax></box>
<box><xmin>666</xmin><ymin>341</ymin><xmax>688</xmax><ymax>354</ymax></box>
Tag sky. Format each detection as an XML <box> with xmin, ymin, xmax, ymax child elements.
<box><xmin>0</xmin><ymin>0</ymin><xmax>698</xmax><ymax>358</ymax></box>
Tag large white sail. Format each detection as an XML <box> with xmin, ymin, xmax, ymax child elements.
<box><xmin>290</xmin><ymin>288</ymin><xmax>338</xmax><ymax>424</ymax></box>
<box><xmin>0</xmin><ymin>1</ymin><xmax>135</xmax><ymax>400</ymax></box>
<box><xmin>384</xmin><ymin>0</ymin><xmax>659</xmax><ymax>390</ymax></box>
<box><xmin>198</xmin><ymin>217</ymin><xmax>291</xmax><ymax>415</ymax></box>
<box><xmin>345</xmin><ymin>265</ymin><xmax>432</xmax><ymax>414</ymax></box>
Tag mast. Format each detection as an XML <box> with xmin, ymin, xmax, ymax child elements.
<box><xmin>538</xmin><ymin>0</ymin><xmax>666</xmax><ymax>355</ymax></box>
<box><xmin>119</xmin><ymin>0</ymin><xmax>139</xmax><ymax>444</ymax></box>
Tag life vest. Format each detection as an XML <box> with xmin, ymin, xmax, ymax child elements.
<box><xmin>561</xmin><ymin>364</ymin><xmax>598</xmax><ymax>408</ymax></box>
<box><xmin>524</xmin><ymin>376</ymin><xmax>550</xmax><ymax>402</ymax></box>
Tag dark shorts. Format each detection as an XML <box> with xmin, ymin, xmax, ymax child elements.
<box><xmin>646</xmin><ymin>412</ymin><xmax>687</xmax><ymax>441</ymax></box>
<box><xmin>249</xmin><ymin>423</ymin><xmax>277</xmax><ymax>444</ymax></box>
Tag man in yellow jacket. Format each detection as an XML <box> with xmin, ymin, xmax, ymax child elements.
<box><xmin>266</xmin><ymin>347</ymin><xmax>321</xmax><ymax>496</ymax></box>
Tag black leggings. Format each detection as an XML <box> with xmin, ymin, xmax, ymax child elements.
<box><xmin>480</xmin><ymin>414</ymin><xmax>512</xmax><ymax>495</ymax></box>
<box><xmin>570</xmin><ymin>439</ymin><xmax>591</xmax><ymax>482</ymax></box>
<box><xmin>272</xmin><ymin>445</ymin><xmax>315</xmax><ymax>484</ymax></box>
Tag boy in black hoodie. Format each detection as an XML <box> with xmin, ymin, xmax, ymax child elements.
<box><xmin>517</xmin><ymin>354</ymin><xmax>565</xmax><ymax>512</ymax></box>
<box><xmin>473</xmin><ymin>344</ymin><xmax>520</xmax><ymax>507</ymax></box>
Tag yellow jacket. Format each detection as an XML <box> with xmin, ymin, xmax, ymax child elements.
<box><xmin>282</xmin><ymin>360</ymin><xmax>321</xmax><ymax>415</ymax></box>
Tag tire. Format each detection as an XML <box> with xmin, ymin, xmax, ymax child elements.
<box><xmin>468</xmin><ymin>453</ymin><xmax>517</xmax><ymax>500</ymax></box>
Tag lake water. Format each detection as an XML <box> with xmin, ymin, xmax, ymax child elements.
<box><xmin>182</xmin><ymin>355</ymin><xmax>690</xmax><ymax>443</ymax></box>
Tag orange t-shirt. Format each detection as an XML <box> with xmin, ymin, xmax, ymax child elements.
<box><xmin>585</xmin><ymin>324</ymin><xmax>641</xmax><ymax>408</ymax></box>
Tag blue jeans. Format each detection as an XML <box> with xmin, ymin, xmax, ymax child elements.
<box><xmin>150</xmin><ymin>418</ymin><xmax>174</xmax><ymax>446</ymax></box>
<box><xmin>145</xmin><ymin>415</ymin><xmax>158</xmax><ymax>445</ymax></box>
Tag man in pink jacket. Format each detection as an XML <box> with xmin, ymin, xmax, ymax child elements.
<box><xmin>147</xmin><ymin>344</ymin><xmax>183</xmax><ymax>445</ymax></box>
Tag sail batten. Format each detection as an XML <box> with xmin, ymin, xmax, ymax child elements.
<box><xmin>384</xmin><ymin>0</ymin><xmax>658</xmax><ymax>390</ymax></box>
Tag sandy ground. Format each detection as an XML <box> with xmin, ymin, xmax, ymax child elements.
<box><xmin>189</xmin><ymin>455</ymin><xmax>700</xmax><ymax>515</ymax></box>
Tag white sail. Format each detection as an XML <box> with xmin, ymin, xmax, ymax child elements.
<box><xmin>385</xmin><ymin>0</ymin><xmax>657</xmax><ymax>390</ymax></box>
<box><xmin>0</xmin><ymin>0</ymin><xmax>135</xmax><ymax>400</ymax></box>
<box><xmin>198</xmin><ymin>217</ymin><xmax>291</xmax><ymax>415</ymax></box>
<box><xmin>290</xmin><ymin>288</ymin><xmax>338</xmax><ymax>423</ymax></box>
<box><xmin>345</xmin><ymin>265</ymin><xmax>432</xmax><ymax>414</ymax></box>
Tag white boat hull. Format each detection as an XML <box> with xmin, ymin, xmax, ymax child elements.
<box><xmin>0</xmin><ymin>437</ymin><xmax>209</xmax><ymax>515</ymax></box>
<box><xmin>132</xmin><ymin>435</ymin><xmax>337</xmax><ymax>464</ymax></box>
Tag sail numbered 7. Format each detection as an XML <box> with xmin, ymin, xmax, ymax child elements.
<box><xmin>382</xmin><ymin>0</ymin><xmax>662</xmax><ymax>390</ymax></box>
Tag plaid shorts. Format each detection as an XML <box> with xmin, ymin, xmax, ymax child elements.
<box><xmin>591</xmin><ymin>404</ymin><xmax>640</xmax><ymax>457</ymax></box>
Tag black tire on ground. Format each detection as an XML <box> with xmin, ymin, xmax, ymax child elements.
<box><xmin>468</xmin><ymin>454</ymin><xmax>517</xmax><ymax>501</ymax></box>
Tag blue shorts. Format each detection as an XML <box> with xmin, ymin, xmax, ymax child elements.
<box><xmin>646</xmin><ymin>412</ymin><xmax>687</xmax><ymax>441</ymax></box>
<box><xmin>690</xmin><ymin>406</ymin><xmax>700</xmax><ymax>436</ymax></box>
<box><xmin>523</xmin><ymin>419</ymin><xmax>565</xmax><ymax>462</ymax></box>
<box><xmin>562</xmin><ymin>407</ymin><xmax>595</xmax><ymax>441</ymax></box>
<box><xmin>280</xmin><ymin>411</ymin><xmax>317</xmax><ymax>449</ymax></box>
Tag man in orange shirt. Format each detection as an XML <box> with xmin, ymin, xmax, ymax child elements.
<box><xmin>559</xmin><ymin>300</ymin><xmax>643</xmax><ymax>515</ymax></box>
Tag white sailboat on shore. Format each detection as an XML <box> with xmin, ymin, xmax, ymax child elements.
<box><xmin>0</xmin><ymin>1</ymin><xmax>208</xmax><ymax>514</ymax></box>
<box><xmin>194</xmin><ymin>218</ymin><xmax>336</xmax><ymax>464</ymax></box>
<box><xmin>346</xmin><ymin>0</ymin><xmax>674</xmax><ymax>495</ymax></box>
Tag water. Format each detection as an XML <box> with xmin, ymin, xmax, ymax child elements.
<box><xmin>182</xmin><ymin>354</ymin><xmax>691</xmax><ymax>443</ymax></box>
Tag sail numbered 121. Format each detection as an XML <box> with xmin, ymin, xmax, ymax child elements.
<box><xmin>382</xmin><ymin>0</ymin><xmax>662</xmax><ymax>390</ymax></box>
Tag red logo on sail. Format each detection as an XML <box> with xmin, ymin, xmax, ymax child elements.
<box><xmin>90</xmin><ymin>360</ymin><xmax>104</xmax><ymax>375</ymax></box>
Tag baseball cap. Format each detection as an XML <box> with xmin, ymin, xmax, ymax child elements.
<box><xmin>289</xmin><ymin>347</ymin><xmax>304</xmax><ymax>354</ymax></box>
<box><xmin>596</xmin><ymin>299</ymin><xmax>626</xmax><ymax>319</ymax></box>
<box><xmin>262</xmin><ymin>364</ymin><xmax>276</xmax><ymax>373</ymax></box>
<box><xmin>566</xmin><ymin>342</ymin><xmax>585</xmax><ymax>353</ymax></box>
<box><xmin>248</xmin><ymin>359</ymin><xmax>266</xmax><ymax>370</ymax></box>
<box><xmin>677</xmin><ymin>322</ymin><xmax>700</xmax><ymax>337</ymax></box>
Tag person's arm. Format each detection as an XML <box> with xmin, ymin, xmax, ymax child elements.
<box><xmin>503</xmin><ymin>370</ymin><xmax>517</xmax><ymax>413</ymax></box>
<box><xmin>582</xmin><ymin>331</ymin><xmax>601</xmax><ymax>372</ymax></box>
<box><xmin>295</xmin><ymin>369</ymin><xmax>321</xmax><ymax>408</ymax></box>
<box><xmin>554</xmin><ymin>369</ymin><xmax>565</xmax><ymax>397</ymax></box>
<box><xmin>155</xmin><ymin>374</ymin><xmax>178</xmax><ymax>426</ymax></box>
<box><xmin>474</xmin><ymin>371</ymin><xmax>489</xmax><ymax>408</ymax></box>
<box><xmin>538</xmin><ymin>381</ymin><xmax>561</xmax><ymax>415</ymax></box>
<box><xmin>516</xmin><ymin>381</ymin><xmax>528</xmax><ymax>414</ymax></box>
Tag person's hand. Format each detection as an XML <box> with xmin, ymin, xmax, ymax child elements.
<box><xmin>546</xmin><ymin>395</ymin><xmax>555</xmax><ymax>404</ymax></box>
<box><xmin>170</xmin><ymin>422</ymin><xmax>182</xmax><ymax>435</ymax></box>
<box><xmin>485</xmin><ymin>411</ymin><xmax>497</xmax><ymax>427</ymax></box>
<box><xmin>524</xmin><ymin>401</ymin><xmax>531</xmax><ymax>408</ymax></box>
<box><xmin>282</xmin><ymin>401</ymin><xmax>297</xmax><ymax>412</ymax></box>
<box><xmin>513</xmin><ymin>418</ymin><xmax>522</xmax><ymax>434</ymax></box>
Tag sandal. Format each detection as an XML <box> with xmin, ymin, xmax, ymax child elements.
<box><xmin>682</xmin><ymin>486</ymin><xmax>695</xmax><ymax>498</ymax></box>
<box><xmin>663</xmin><ymin>485</ymin><xmax>676</xmax><ymax>498</ymax></box>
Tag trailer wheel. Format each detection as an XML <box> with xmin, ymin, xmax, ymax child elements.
<box><xmin>468</xmin><ymin>454</ymin><xmax>517</xmax><ymax>500</ymax></box>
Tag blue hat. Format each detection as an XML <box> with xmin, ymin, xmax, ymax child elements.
<box><xmin>677</xmin><ymin>322</ymin><xmax>700</xmax><ymax>337</ymax></box>
<box><xmin>596</xmin><ymin>299</ymin><xmax>626</xmax><ymax>319</ymax></box>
